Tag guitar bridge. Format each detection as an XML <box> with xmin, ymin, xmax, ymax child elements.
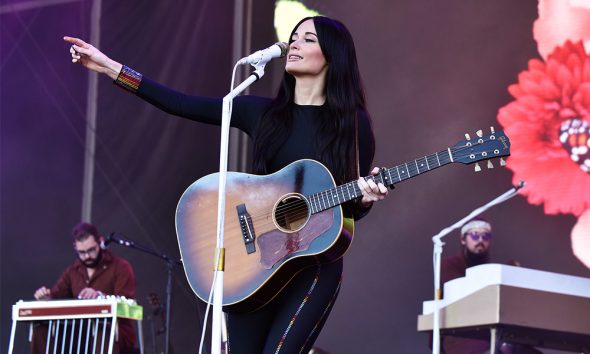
<box><xmin>236</xmin><ymin>204</ymin><xmax>256</xmax><ymax>254</ymax></box>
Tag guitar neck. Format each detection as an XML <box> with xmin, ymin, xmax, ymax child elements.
<box><xmin>308</xmin><ymin>148</ymin><xmax>453</xmax><ymax>214</ymax></box>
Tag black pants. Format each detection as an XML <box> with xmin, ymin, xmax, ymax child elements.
<box><xmin>226</xmin><ymin>259</ymin><xmax>343</xmax><ymax>354</ymax></box>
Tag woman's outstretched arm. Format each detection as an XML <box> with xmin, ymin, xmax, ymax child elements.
<box><xmin>63</xmin><ymin>36</ymin><xmax>122</xmax><ymax>80</ymax></box>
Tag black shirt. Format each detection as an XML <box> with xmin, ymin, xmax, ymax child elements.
<box><xmin>136</xmin><ymin>77</ymin><xmax>375</xmax><ymax>218</ymax></box>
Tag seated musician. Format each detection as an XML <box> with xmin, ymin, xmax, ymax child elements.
<box><xmin>31</xmin><ymin>222</ymin><xmax>137</xmax><ymax>354</ymax></box>
<box><xmin>438</xmin><ymin>217</ymin><xmax>543</xmax><ymax>354</ymax></box>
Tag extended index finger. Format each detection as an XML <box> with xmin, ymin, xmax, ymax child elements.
<box><xmin>63</xmin><ymin>36</ymin><xmax>89</xmax><ymax>48</ymax></box>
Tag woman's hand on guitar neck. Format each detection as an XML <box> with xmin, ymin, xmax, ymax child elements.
<box><xmin>63</xmin><ymin>36</ymin><xmax>123</xmax><ymax>80</ymax></box>
<box><xmin>357</xmin><ymin>167</ymin><xmax>388</xmax><ymax>207</ymax></box>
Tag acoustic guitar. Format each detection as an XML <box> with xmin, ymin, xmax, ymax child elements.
<box><xmin>175</xmin><ymin>129</ymin><xmax>510</xmax><ymax>312</ymax></box>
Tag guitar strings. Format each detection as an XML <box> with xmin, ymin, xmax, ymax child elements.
<box><xmin>227</xmin><ymin>140</ymin><xmax>497</xmax><ymax>229</ymax></box>
<box><xmin>199</xmin><ymin>140</ymin><xmax>501</xmax><ymax>245</ymax></box>
<box><xmin>251</xmin><ymin>142</ymin><xmax>488</xmax><ymax>220</ymax></box>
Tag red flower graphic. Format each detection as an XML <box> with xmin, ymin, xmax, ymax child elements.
<box><xmin>497</xmin><ymin>40</ymin><xmax>590</xmax><ymax>216</ymax></box>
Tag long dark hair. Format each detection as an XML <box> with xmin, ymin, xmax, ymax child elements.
<box><xmin>252</xmin><ymin>16</ymin><xmax>374</xmax><ymax>184</ymax></box>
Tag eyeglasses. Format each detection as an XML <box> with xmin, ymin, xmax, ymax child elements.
<box><xmin>75</xmin><ymin>246</ymin><xmax>99</xmax><ymax>257</ymax></box>
<box><xmin>465</xmin><ymin>232</ymin><xmax>492</xmax><ymax>242</ymax></box>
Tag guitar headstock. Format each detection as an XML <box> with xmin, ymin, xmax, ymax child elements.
<box><xmin>450</xmin><ymin>127</ymin><xmax>511</xmax><ymax>170</ymax></box>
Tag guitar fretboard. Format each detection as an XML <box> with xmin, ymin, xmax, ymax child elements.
<box><xmin>308</xmin><ymin>149</ymin><xmax>453</xmax><ymax>214</ymax></box>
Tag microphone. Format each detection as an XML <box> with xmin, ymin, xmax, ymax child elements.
<box><xmin>101</xmin><ymin>233</ymin><xmax>115</xmax><ymax>249</ymax></box>
<box><xmin>514</xmin><ymin>180</ymin><xmax>526</xmax><ymax>191</ymax></box>
<box><xmin>101</xmin><ymin>232</ymin><xmax>134</xmax><ymax>249</ymax></box>
<box><xmin>237</xmin><ymin>42</ymin><xmax>288</xmax><ymax>66</ymax></box>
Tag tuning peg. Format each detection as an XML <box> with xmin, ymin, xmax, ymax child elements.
<box><xmin>465</xmin><ymin>133</ymin><xmax>471</xmax><ymax>140</ymax></box>
<box><xmin>476</xmin><ymin>130</ymin><xmax>483</xmax><ymax>138</ymax></box>
<box><xmin>500</xmin><ymin>157</ymin><xmax>506</xmax><ymax>166</ymax></box>
<box><xmin>475</xmin><ymin>163</ymin><xmax>481</xmax><ymax>172</ymax></box>
<box><xmin>487</xmin><ymin>160</ymin><xmax>494</xmax><ymax>169</ymax></box>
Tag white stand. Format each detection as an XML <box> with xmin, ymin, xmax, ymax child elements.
<box><xmin>211</xmin><ymin>65</ymin><xmax>267</xmax><ymax>354</ymax></box>
<box><xmin>431</xmin><ymin>181</ymin><xmax>525</xmax><ymax>354</ymax></box>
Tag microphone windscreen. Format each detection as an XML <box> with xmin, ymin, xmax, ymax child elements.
<box><xmin>276</xmin><ymin>42</ymin><xmax>288</xmax><ymax>57</ymax></box>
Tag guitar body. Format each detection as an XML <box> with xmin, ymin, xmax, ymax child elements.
<box><xmin>175</xmin><ymin>129</ymin><xmax>512</xmax><ymax>312</ymax></box>
<box><xmin>175</xmin><ymin>159</ymin><xmax>354</xmax><ymax>312</ymax></box>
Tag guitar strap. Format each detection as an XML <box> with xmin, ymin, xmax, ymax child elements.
<box><xmin>355</xmin><ymin>112</ymin><xmax>360</xmax><ymax>179</ymax></box>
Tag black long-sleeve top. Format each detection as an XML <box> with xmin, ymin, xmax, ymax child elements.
<box><xmin>135</xmin><ymin>77</ymin><xmax>375</xmax><ymax>219</ymax></box>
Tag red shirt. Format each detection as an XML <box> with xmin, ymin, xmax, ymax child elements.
<box><xmin>50</xmin><ymin>250</ymin><xmax>135</xmax><ymax>299</ymax></box>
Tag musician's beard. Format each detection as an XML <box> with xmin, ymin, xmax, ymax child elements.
<box><xmin>464</xmin><ymin>246</ymin><xmax>489</xmax><ymax>267</ymax></box>
<box><xmin>80</xmin><ymin>249</ymin><xmax>103</xmax><ymax>269</ymax></box>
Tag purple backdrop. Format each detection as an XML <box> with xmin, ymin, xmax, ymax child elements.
<box><xmin>1</xmin><ymin>0</ymin><xmax>587</xmax><ymax>353</ymax></box>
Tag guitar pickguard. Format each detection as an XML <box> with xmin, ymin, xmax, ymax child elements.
<box><xmin>257</xmin><ymin>210</ymin><xmax>334</xmax><ymax>269</ymax></box>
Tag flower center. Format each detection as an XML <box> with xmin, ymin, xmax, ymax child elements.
<box><xmin>559</xmin><ymin>118</ymin><xmax>590</xmax><ymax>173</ymax></box>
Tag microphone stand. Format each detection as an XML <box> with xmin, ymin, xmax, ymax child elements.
<box><xmin>211</xmin><ymin>64</ymin><xmax>267</xmax><ymax>354</ymax></box>
<box><xmin>430</xmin><ymin>181</ymin><xmax>525</xmax><ymax>354</ymax></box>
<box><xmin>107</xmin><ymin>234</ymin><xmax>182</xmax><ymax>354</ymax></box>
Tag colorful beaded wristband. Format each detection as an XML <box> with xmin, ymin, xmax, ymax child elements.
<box><xmin>114</xmin><ymin>65</ymin><xmax>142</xmax><ymax>93</ymax></box>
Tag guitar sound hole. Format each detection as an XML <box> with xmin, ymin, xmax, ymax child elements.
<box><xmin>274</xmin><ymin>194</ymin><xmax>310</xmax><ymax>233</ymax></box>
